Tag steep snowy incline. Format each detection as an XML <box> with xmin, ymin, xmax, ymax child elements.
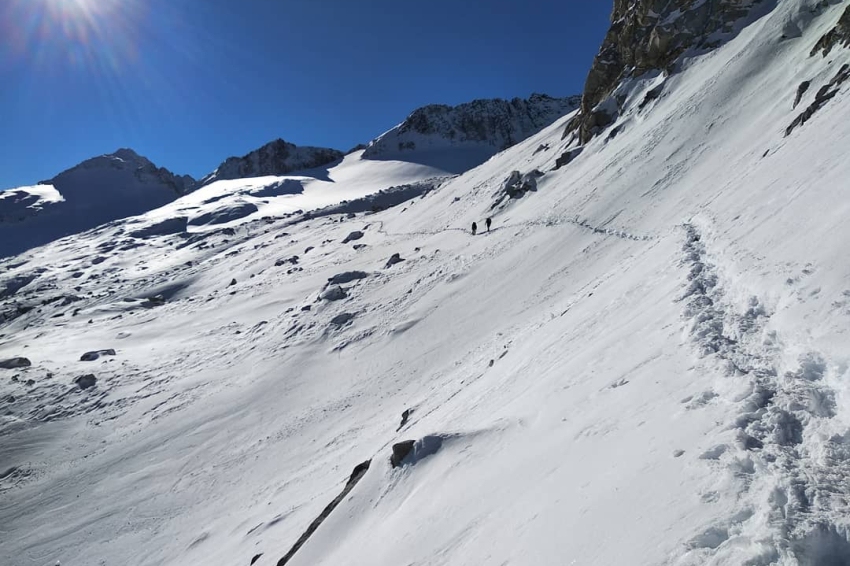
<box><xmin>1</xmin><ymin>1</ymin><xmax>850</xmax><ymax>565</ymax></box>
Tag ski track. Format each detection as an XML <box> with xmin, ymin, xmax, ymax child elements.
<box><xmin>676</xmin><ymin>223</ymin><xmax>850</xmax><ymax>565</ymax></box>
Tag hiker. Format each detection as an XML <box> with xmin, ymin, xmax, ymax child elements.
<box><xmin>471</xmin><ymin>222</ymin><xmax>477</xmax><ymax>236</ymax></box>
<box><xmin>485</xmin><ymin>217</ymin><xmax>492</xmax><ymax>232</ymax></box>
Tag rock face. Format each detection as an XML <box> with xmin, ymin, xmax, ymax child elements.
<box><xmin>811</xmin><ymin>4</ymin><xmax>850</xmax><ymax>57</ymax></box>
<box><xmin>363</xmin><ymin>94</ymin><xmax>580</xmax><ymax>170</ymax></box>
<box><xmin>199</xmin><ymin>139</ymin><xmax>343</xmax><ymax>186</ymax></box>
<box><xmin>567</xmin><ymin>0</ymin><xmax>763</xmax><ymax>143</ymax></box>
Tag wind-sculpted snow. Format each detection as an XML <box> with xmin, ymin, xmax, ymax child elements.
<box><xmin>1</xmin><ymin>2</ymin><xmax>850</xmax><ymax>565</ymax></box>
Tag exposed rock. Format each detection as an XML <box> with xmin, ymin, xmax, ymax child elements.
<box><xmin>326</xmin><ymin>271</ymin><xmax>369</xmax><ymax>286</ymax></box>
<box><xmin>320</xmin><ymin>286</ymin><xmax>347</xmax><ymax>301</ymax></box>
<box><xmin>74</xmin><ymin>374</ymin><xmax>97</xmax><ymax>389</ymax></box>
<box><xmin>397</xmin><ymin>408</ymin><xmax>412</xmax><ymax>432</ymax></box>
<box><xmin>0</xmin><ymin>357</ymin><xmax>31</xmax><ymax>369</ymax></box>
<box><xmin>492</xmin><ymin>170</ymin><xmax>544</xmax><ymax>208</ymax></box>
<box><xmin>391</xmin><ymin>440</ymin><xmax>416</xmax><ymax>468</ymax></box>
<box><xmin>229</xmin><ymin>278</ymin><xmax>237</xmax><ymax>287</ymax></box>
<box><xmin>352</xmin><ymin>244</ymin><xmax>368</xmax><ymax>251</ymax></box>
<box><xmin>567</xmin><ymin>0</ymin><xmax>763</xmax><ymax>143</ymax></box>
<box><xmin>793</xmin><ymin>81</ymin><xmax>811</xmax><ymax>110</ymax></box>
<box><xmin>811</xmin><ymin>4</ymin><xmax>850</xmax><ymax>57</ymax></box>
<box><xmin>200</xmin><ymin>139</ymin><xmax>343</xmax><ymax>186</ymax></box>
<box><xmin>129</xmin><ymin>217</ymin><xmax>188</xmax><ymax>239</ymax></box>
<box><xmin>385</xmin><ymin>253</ymin><xmax>405</xmax><ymax>268</ymax></box>
<box><xmin>251</xmin><ymin>554</ymin><xmax>263</xmax><ymax>565</ymax></box>
<box><xmin>275</xmin><ymin>256</ymin><xmax>299</xmax><ymax>267</ymax></box>
<box><xmin>554</xmin><ymin>147</ymin><xmax>585</xmax><ymax>170</ymax></box>
<box><xmin>363</xmin><ymin>94</ymin><xmax>581</xmax><ymax>170</ymax></box>
<box><xmin>329</xmin><ymin>312</ymin><xmax>355</xmax><ymax>326</ymax></box>
<box><xmin>80</xmin><ymin>349</ymin><xmax>116</xmax><ymax>362</ymax></box>
<box><xmin>786</xmin><ymin>64</ymin><xmax>850</xmax><ymax>136</ymax></box>
<box><xmin>276</xmin><ymin>460</ymin><xmax>371</xmax><ymax>566</ymax></box>
<box><xmin>342</xmin><ymin>231</ymin><xmax>364</xmax><ymax>244</ymax></box>
<box><xmin>143</xmin><ymin>295</ymin><xmax>167</xmax><ymax>308</ymax></box>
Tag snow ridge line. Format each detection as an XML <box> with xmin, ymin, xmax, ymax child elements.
<box><xmin>676</xmin><ymin>224</ymin><xmax>850</xmax><ymax>565</ymax></box>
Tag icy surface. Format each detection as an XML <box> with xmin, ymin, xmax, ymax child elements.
<box><xmin>1</xmin><ymin>2</ymin><xmax>850</xmax><ymax>565</ymax></box>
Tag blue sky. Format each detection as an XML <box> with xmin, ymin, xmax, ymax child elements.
<box><xmin>0</xmin><ymin>0</ymin><xmax>612</xmax><ymax>188</ymax></box>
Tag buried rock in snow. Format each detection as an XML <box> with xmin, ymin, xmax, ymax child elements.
<box><xmin>390</xmin><ymin>435</ymin><xmax>444</xmax><ymax>468</ymax></box>
<box><xmin>342</xmin><ymin>230</ymin><xmax>364</xmax><ymax>244</ymax></box>
<box><xmin>329</xmin><ymin>312</ymin><xmax>355</xmax><ymax>326</ymax></box>
<box><xmin>74</xmin><ymin>374</ymin><xmax>97</xmax><ymax>389</ymax></box>
<box><xmin>326</xmin><ymin>271</ymin><xmax>368</xmax><ymax>286</ymax></box>
<box><xmin>0</xmin><ymin>357</ymin><xmax>32</xmax><ymax>369</ymax></box>
<box><xmin>385</xmin><ymin>253</ymin><xmax>405</xmax><ymax>268</ymax></box>
<box><xmin>80</xmin><ymin>349</ymin><xmax>116</xmax><ymax>362</ymax></box>
<box><xmin>320</xmin><ymin>286</ymin><xmax>347</xmax><ymax>301</ymax></box>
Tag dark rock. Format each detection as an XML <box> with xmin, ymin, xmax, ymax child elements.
<box><xmin>397</xmin><ymin>408</ymin><xmax>412</xmax><ymax>432</ymax></box>
<box><xmin>251</xmin><ymin>554</ymin><xmax>263</xmax><ymax>565</ymax></box>
<box><xmin>80</xmin><ymin>349</ymin><xmax>116</xmax><ymax>362</ymax></box>
<box><xmin>304</xmin><ymin>246</ymin><xmax>314</xmax><ymax>253</ymax></box>
<box><xmin>391</xmin><ymin>440</ymin><xmax>416</xmax><ymax>468</ymax></box>
<box><xmin>811</xmin><ymin>5</ymin><xmax>850</xmax><ymax>57</ymax></box>
<box><xmin>492</xmin><ymin>170</ymin><xmax>544</xmax><ymax>207</ymax></box>
<box><xmin>301</xmin><ymin>305</ymin><xmax>312</xmax><ymax>312</ymax></box>
<box><xmin>5</xmin><ymin>395</ymin><xmax>14</xmax><ymax>403</ymax></box>
<box><xmin>275</xmin><ymin>256</ymin><xmax>299</xmax><ymax>267</ymax></box>
<box><xmin>342</xmin><ymin>231</ymin><xmax>364</xmax><ymax>244</ymax></box>
<box><xmin>329</xmin><ymin>312</ymin><xmax>355</xmax><ymax>326</ymax></box>
<box><xmin>229</xmin><ymin>278</ymin><xmax>237</xmax><ymax>287</ymax></box>
<box><xmin>786</xmin><ymin>64</ymin><xmax>850</xmax><ymax>136</ymax></box>
<box><xmin>554</xmin><ymin>147</ymin><xmax>584</xmax><ymax>170</ymax></box>
<box><xmin>792</xmin><ymin>80</ymin><xmax>811</xmax><ymax>109</ymax></box>
<box><xmin>25</xmin><ymin>379</ymin><xmax>35</xmax><ymax>386</ymax></box>
<box><xmin>639</xmin><ymin>84</ymin><xmax>664</xmax><ymax>109</ymax></box>
<box><xmin>326</xmin><ymin>271</ymin><xmax>368</xmax><ymax>286</ymax></box>
<box><xmin>74</xmin><ymin>374</ymin><xmax>97</xmax><ymax>389</ymax></box>
<box><xmin>143</xmin><ymin>295</ymin><xmax>166</xmax><ymax>308</ymax></box>
<box><xmin>352</xmin><ymin>244</ymin><xmax>368</xmax><ymax>250</ymax></box>
<box><xmin>567</xmin><ymin>0</ymin><xmax>763</xmax><ymax>143</ymax></box>
<box><xmin>385</xmin><ymin>253</ymin><xmax>405</xmax><ymax>268</ymax></box>
<box><xmin>276</xmin><ymin>460</ymin><xmax>371</xmax><ymax>566</ymax></box>
<box><xmin>0</xmin><ymin>357</ymin><xmax>31</xmax><ymax>369</ymax></box>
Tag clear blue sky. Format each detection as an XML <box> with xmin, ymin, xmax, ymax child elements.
<box><xmin>0</xmin><ymin>0</ymin><xmax>612</xmax><ymax>188</ymax></box>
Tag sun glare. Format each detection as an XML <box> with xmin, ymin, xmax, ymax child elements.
<box><xmin>4</xmin><ymin>0</ymin><xmax>144</xmax><ymax>72</ymax></box>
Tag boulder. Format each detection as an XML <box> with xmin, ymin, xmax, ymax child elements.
<box><xmin>80</xmin><ymin>349</ymin><xmax>116</xmax><ymax>362</ymax></box>
<box><xmin>342</xmin><ymin>231</ymin><xmax>364</xmax><ymax>244</ymax></box>
<box><xmin>74</xmin><ymin>374</ymin><xmax>97</xmax><ymax>389</ymax></box>
<box><xmin>385</xmin><ymin>253</ymin><xmax>405</xmax><ymax>268</ymax></box>
<box><xmin>391</xmin><ymin>440</ymin><xmax>416</xmax><ymax>468</ymax></box>
<box><xmin>0</xmin><ymin>357</ymin><xmax>31</xmax><ymax>369</ymax></box>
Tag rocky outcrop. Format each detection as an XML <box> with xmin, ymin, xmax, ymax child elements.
<box><xmin>363</xmin><ymin>94</ymin><xmax>580</xmax><ymax>165</ymax></box>
<box><xmin>786</xmin><ymin>64</ymin><xmax>850</xmax><ymax>136</ymax></box>
<box><xmin>567</xmin><ymin>0</ymin><xmax>763</xmax><ymax>143</ymax></box>
<box><xmin>200</xmin><ymin>139</ymin><xmax>343</xmax><ymax>186</ymax></box>
<box><xmin>811</xmin><ymin>4</ymin><xmax>850</xmax><ymax>57</ymax></box>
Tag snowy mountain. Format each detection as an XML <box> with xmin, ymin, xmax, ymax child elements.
<box><xmin>2</xmin><ymin>1</ymin><xmax>850</xmax><ymax>565</ymax></box>
<box><xmin>363</xmin><ymin>93</ymin><xmax>581</xmax><ymax>172</ymax></box>
<box><xmin>198</xmin><ymin>139</ymin><xmax>345</xmax><ymax>186</ymax></box>
<box><xmin>0</xmin><ymin>149</ymin><xmax>195</xmax><ymax>258</ymax></box>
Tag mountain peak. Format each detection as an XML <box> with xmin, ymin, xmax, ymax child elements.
<box><xmin>199</xmin><ymin>139</ymin><xmax>344</xmax><ymax>186</ymax></box>
<box><xmin>361</xmin><ymin>93</ymin><xmax>580</xmax><ymax>172</ymax></box>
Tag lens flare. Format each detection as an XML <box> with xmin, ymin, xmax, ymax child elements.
<box><xmin>2</xmin><ymin>0</ymin><xmax>145</xmax><ymax>74</ymax></box>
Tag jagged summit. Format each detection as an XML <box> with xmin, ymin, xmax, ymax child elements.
<box><xmin>199</xmin><ymin>139</ymin><xmax>344</xmax><ymax>186</ymax></box>
<box><xmin>566</xmin><ymin>0</ymin><xmax>766</xmax><ymax>143</ymax></box>
<box><xmin>362</xmin><ymin>93</ymin><xmax>580</xmax><ymax>172</ymax></box>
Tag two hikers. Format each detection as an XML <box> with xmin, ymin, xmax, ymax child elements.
<box><xmin>471</xmin><ymin>217</ymin><xmax>492</xmax><ymax>235</ymax></box>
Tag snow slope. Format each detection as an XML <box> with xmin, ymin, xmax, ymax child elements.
<box><xmin>2</xmin><ymin>2</ymin><xmax>850</xmax><ymax>566</ymax></box>
<box><xmin>0</xmin><ymin>149</ymin><xmax>194</xmax><ymax>259</ymax></box>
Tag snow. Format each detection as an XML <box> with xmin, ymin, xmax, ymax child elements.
<box><xmin>2</xmin><ymin>1</ymin><xmax>850</xmax><ymax>565</ymax></box>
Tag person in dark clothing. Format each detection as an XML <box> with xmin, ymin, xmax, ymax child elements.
<box><xmin>471</xmin><ymin>222</ymin><xmax>477</xmax><ymax>235</ymax></box>
<box><xmin>485</xmin><ymin>217</ymin><xmax>492</xmax><ymax>232</ymax></box>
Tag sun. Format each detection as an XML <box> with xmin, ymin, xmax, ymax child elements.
<box><xmin>3</xmin><ymin>0</ymin><xmax>144</xmax><ymax>71</ymax></box>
